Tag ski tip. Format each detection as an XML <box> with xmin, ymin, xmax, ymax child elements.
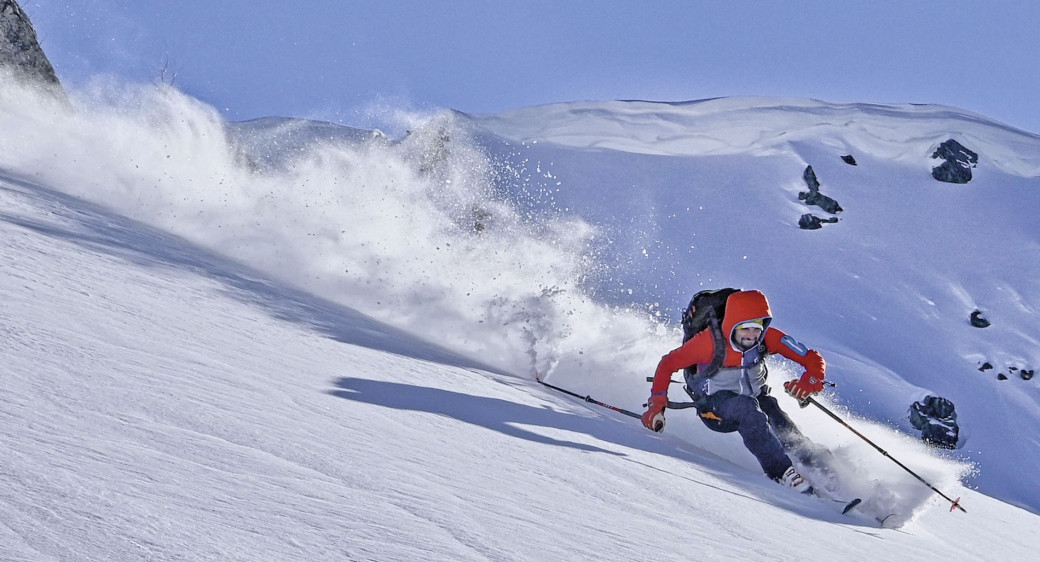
<box><xmin>841</xmin><ymin>498</ymin><xmax>862</xmax><ymax>515</ymax></box>
<box><xmin>877</xmin><ymin>513</ymin><xmax>899</xmax><ymax>528</ymax></box>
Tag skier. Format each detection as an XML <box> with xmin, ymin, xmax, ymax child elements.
<box><xmin>641</xmin><ymin>289</ymin><xmax>826</xmax><ymax>491</ymax></box>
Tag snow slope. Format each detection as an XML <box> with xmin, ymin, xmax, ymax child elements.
<box><xmin>3</xmin><ymin>80</ymin><xmax>1040</xmax><ymax>559</ymax></box>
<box><xmin>467</xmin><ymin>97</ymin><xmax>1040</xmax><ymax>513</ymax></box>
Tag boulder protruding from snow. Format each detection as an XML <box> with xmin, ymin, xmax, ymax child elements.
<box><xmin>803</xmin><ymin>164</ymin><xmax>821</xmax><ymax>191</ymax></box>
<box><xmin>930</xmin><ymin>139</ymin><xmax>978</xmax><ymax>184</ymax></box>
<box><xmin>797</xmin><ymin>165</ymin><xmax>842</xmax><ymax>230</ymax></box>
<box><xmin>798</xmin><ymin>165</ymin><xmax>843</xmax><ymax>214</ymax></box>
<box><xmin>969</xmin><ymin>309</ymin><xmax>991</xmax><ymax>328</ymax></box>
<box><xmin>909</xmin><ymin>396</ymin><xmax>959</xmax><ymax>449</ymax></box>
<box><xmin>0</xmin><ymin>0</ymin><xmax>61</xmax><ymax>87</ymax></box>
<box><xmin>798</xmin><ymin>214</ymin><xmax>838</xmax><ymax>230</ymax></box>
<box><xmin>841</xmin><ymin>154</ymin><xmax>857</xmax><ymax>165</ymax></box>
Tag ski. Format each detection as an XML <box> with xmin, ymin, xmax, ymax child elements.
<box><xmin>806</xmin><ymin>485</ymin><xmax>862</xmax><ymax>516</ymax></box>
<box><xmin>816</xmin><ymin>487</ymin><xmax>900</xmax><ymax>527</ymax></box>
<box><xmin>820</xmin><ymin>490</ymin><xmax>862</xmax><ymax>515</ymax></box>
<box><xmin>877</xmin><ymin>513</ymin><xmax>899</xmax><ymax>528</ymax></box>
<box><xmin>841</xmin><ymin>497</ymin><xmax>863</xmax><ymax>515</ymax></box>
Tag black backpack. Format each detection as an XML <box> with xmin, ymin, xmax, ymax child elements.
<box><xmin>680</xmin><ymin>288</ymin><xmax>740</xmax><ymax>380</ymax></box>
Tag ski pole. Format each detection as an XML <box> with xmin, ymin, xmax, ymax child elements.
<box><xmin>805</xmin><ymin>396</ymin><xmax>966</xmax><ymax>513</ymax></box>
<box><xmin>535</xmin><ymin>374</ymin><xmax>641</xmax><ymax>420</ymax></box>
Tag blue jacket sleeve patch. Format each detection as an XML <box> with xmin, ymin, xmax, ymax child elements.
<box><xmin>780</xmin><ymin>335</ymin><xmax>809</xmax><ymax>356</ymax></box>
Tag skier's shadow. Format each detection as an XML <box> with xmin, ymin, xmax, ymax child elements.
<box><xmin>327</xmin><ymin>377</ymin><xmax>882</xmax><ymax>525</ymax></box>
<box><xmin>328</xmin><ymin>376</ymin><xmax>629</xmax><ymax>456</ymax></box>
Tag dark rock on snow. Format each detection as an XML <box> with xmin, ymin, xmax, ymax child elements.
<box><xmin>803</xmin><ymin>164</ymin><xmax>821</xmax><ymax>191</ymax></box>
<box><xmin>931</xmin><ymin>139</ymin><xmax>978</xmax><ymax>184</ymax></box>
<box><xmin>970</xmin><ymin>309</ymin><xmax>991</xmax><ymax>328</ymax></box>
<box><xmin>909</xmin><ymin>396</ymin><xmax>959</xmax><ymax>449</ymax></box>
<box><xmin>798</xmin><ymin>165</ymin><xmax>843</xmax><ymax>214</ymax></box>
<box><xmin>841</xmin><ymin>154</ymin><xmax>857</xmax><ymax>165</ymax></box>
<box><xmin>978</xmin><ymin>361</ymin><xmax>1034</xmax><ymax>381</ymax></box>
<box><xmin>798</xmin><ymin>214</ymin><xmax>838</xmax><ymax>230</ymax></box>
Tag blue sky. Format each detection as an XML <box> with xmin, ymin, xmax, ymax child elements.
<box><xmin>22</xmin><ymin>1</ymin><xmax>1040</xmax><ymax>135</ymax></box>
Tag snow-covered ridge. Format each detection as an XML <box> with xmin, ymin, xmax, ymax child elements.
<box><xmin>469</xmin><ymin>97</ymin><xmax>1040</xmax><ymax>176</ymax></box>
<box><xmin>225</xmin><ymin>116</ymin><xmax>387</xmax><ymax>171</ymax></box>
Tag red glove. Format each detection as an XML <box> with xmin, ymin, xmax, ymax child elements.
<box><xmin>642</xmin><ymin>394</ymin><xmax>667</xmax><ymax>432</ymax></box>
<box><xmin>784</xmin><ymin>372</ymin><xmax>824</xmax><ymax>403</ymax></box>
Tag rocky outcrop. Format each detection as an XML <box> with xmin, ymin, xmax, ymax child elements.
<box><xmin>908</xmin><ymin>396</ymin><xmax>959</xmax><ymax>449</ymax></box>
<box><xmin>797</xmin><ymin>165</ymin><xmax>842</xmax><ymax>229</ymax></box>
<box><xmin>979</xmin><ymin>360</ymin><xmax>1035</xmax><ymax>382</ymax></box>
<box><xmin>0</xmin><ymin>0</ymin><xmax>61</xmax><ymax>87</ymax></box>
<box><xmin>930</xmin><ymin>139</ymin><xmax>977</xmax><ymax>184</ymax></box>
<box><xmin>798</xmin><ymin>165</ymin><xmax>843</xmax><ymax>214</ymax></box>
<box><xmin>969</xmin><ymin>309</ymin><xmax>990</xmax><ymax>328</ymax></box>
<box><xmin>798</xmin><ymin>214</ymin><xmax>838</xmax><ymax>230</ymax></box>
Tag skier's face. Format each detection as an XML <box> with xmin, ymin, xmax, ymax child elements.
<box><xmin>733</xmin><ymin>326</ymin><xmax>763</xmax><ymax>350</ymax></box>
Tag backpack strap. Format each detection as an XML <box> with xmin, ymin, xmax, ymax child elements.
<box><xmin>698</xmin><ymin>308</ymin><xmax>727</xmax><ymax>379</ymax></box>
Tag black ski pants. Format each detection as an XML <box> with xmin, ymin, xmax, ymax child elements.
<box><xmin>700</xmin><ymin>390</ymin><xmax>803</xmax><ymax>481</ymax></box>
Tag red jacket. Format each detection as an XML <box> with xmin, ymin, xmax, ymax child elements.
<box><xmin>650</xmin><ymin>290</ymin><xmax>825</xmax><ymax>396</ymax></box>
